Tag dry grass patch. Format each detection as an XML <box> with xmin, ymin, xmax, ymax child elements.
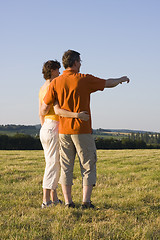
<box><xmin>0</xmin><ymin>150</ymin><xmax>160</xmax><ymax>240</ymax></box>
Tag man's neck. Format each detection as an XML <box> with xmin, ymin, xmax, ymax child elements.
<box><xmin>65</xmin><ymin>67</ymin><xmax>78</xmax><ymax>73</ymax></box>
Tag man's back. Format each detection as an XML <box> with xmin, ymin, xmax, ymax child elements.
<box><xmin>44</xmin><ymin>69</ymin><xmax>105</xmax><ymax>134</ymax></box>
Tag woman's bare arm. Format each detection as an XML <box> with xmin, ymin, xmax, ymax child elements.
<box><xmin>54</xmin><ymin>102</ymin><xmax>89</xmax><ymax>121</ymax></box>
<box><xmin>39</xmin><ymin>99</ymin><xmax>45</xmax><ymax>126</ymax></box>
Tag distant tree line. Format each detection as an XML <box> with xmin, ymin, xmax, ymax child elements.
<box><xmin>0</xmin><ymin>133</ymin><xmax>160</xmax><ymax>150</ymax></box>
<box><xmin>0</xmin><ymin>124</ymin><xmax>40</xmax><ymax>136</ymax></box>
<box><xmin>129</xmin><ymin>132</ymin><xmax>160</xmax><ymax>145</ymax></box>
<box><xmin>0</xmin><ymin>134</ymin><xmax>42</xmax><ymax>150</ymax></box>
<box><xmin>95</xmin><ymin>138</ymin><xmax>148</xmax><ymax>149</ymax></box>
<box><xmin>0</xmin><ymin>124</ymin><xmax>37</xmax><ymax>131</ymax></box>
<box><xmin>95</xmin><ymin>132</ymin><xmax>160</xmax><ymax>149</ymax></box>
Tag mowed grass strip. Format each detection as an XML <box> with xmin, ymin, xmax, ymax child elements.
<box><xmin>0</xmin><ymin>150</ymin><xmax>160</xmax><ymax>240</ymax></box>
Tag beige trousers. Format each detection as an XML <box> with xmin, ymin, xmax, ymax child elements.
<box><xmin>59</xmin><ymin>134</ymin><xmax>97</xmax><ymax>186</ymax></box>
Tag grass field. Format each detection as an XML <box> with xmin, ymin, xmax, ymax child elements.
<box><xmin>0</xmin><ymin>150</ymin><xmax>160</xmax><ymax>240</ymax></box>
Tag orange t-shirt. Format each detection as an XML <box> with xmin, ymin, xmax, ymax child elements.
<box><xmin>43</xmin><ymin>69</ymin><xmax>105</xmax><ymax>134</ymax></box>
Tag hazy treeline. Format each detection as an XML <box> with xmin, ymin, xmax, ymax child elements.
<box><xmin>94</xmin><ymin>129</ymin><xmax>160</xmax><ymax>145</ymax></box>
<box><xmin>0</xmin><ymin>125</ymin><xmax>37</xmax><ymax>131</ymax></box>
<box><xmin>95</xmin><ymin>133</ymin><xmax>160</xmax><ymax>149</ymax></box>
<box><xmin>129</xmin><ymin>132</ymin><xmax>160</xmax><ymax>145</ymax></box>
<box><xmin>0</xmin><ymin>134</ymin><xmax>160</xmax><ymax>150</ymax></box>
<box><xmin>0</xmin><ymin>124</ymin><xmax>40</xmax><ymax>136</ymax></box>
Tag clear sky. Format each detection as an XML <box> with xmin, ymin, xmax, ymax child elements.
<box><xmin>0</xmin><ymin>0</ymin><xmax>160</xmax><ymax>132</ymax></box>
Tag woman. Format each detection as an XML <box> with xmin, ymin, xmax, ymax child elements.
<box><xmin>39</xmin><ymin>60</ymin><xmax>88</xmax><ymax>208</ymax></box>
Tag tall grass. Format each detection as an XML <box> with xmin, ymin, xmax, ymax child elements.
<box><xmin>0</xmin><ymin>150</ymin><xmax>160</xmax><ymax>240</ymax></box>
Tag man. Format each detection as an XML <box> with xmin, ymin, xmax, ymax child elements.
<box><xmin>41</xmin><ymin>50</ymin><xmax>130</xmax><ymax>209</ymax></box>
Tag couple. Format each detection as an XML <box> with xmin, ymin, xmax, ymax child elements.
<box><xmin>39</xmin><ymin>50</ymin><xmax>129</xmax><ymax>209</ymax></box>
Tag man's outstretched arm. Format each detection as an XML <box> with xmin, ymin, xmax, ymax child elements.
<box><xmin>105</xmin><ymin>76</ymin><xmax>130</xmax><ymax>88</ymax></box>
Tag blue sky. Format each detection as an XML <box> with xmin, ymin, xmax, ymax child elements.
<box><xmin>0</xmin><ymin>0</ymin><xmax>160</xmax><ymax>132</ymax></box>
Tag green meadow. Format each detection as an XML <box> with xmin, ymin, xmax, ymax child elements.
<box><xmin>0</xmin><ymin>150</ymin><xmax>160</xmax><ymax>240</ymax></box>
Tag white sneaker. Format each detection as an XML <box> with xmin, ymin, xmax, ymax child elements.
<box><xmin>41</xmin><ymin>200</ymin><xmax>52</xmax><ymax>209</ymax></box>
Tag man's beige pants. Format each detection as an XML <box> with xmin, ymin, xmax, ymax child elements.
<box><xmin>59</xmin><ymin>134</ymin><xmax>97</xmax><ymax>186</ymax></box>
